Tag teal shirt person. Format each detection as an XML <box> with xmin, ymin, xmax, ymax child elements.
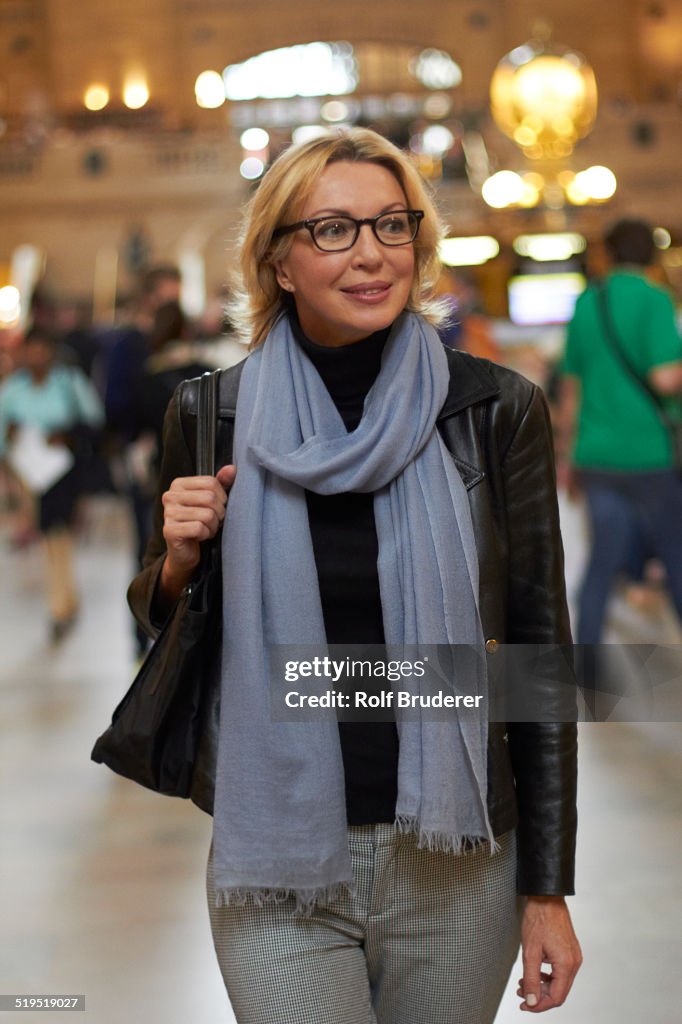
<box><xmin>0</xmin><ymin>364</ymin><xmax>104</xmax><ymax>457</ymax></box>
<box><xmin>562</xmin><ymin>269</ymin><xmax>682</xmax><ymax>470</ymax></box>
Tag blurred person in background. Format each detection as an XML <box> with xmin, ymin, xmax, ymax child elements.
<box><xmin>559</xmin><ymin>218</ymin><xmax>682</xmax><ymax>647</ymax></box>
<box><xmin>128</xmin><ymin>300</ymin><xmax>213</xmax><ymax>501</ymax></box>
<box><xmin>195</xmin><ymin>288</ymin><xmax>250</xmax><ymax>369</ymax></box>
<box><xmin>129</xmin><ymin>128</ymin><xmax>580</xmax><ymax>1023</ymax></box>
<box><xmin>56</xmin><ymin>299</ymin><xmax>101</xmax><ymax>378</ymax></box>
<box><xmin>0</xmin><ymin>325</ymin><xmax>104</xmax><ymax>641</ymax></box>
<box><xmin>103</xmin><ymin>263</ymin><xmax>182</xmax><ymax>436</ymax></box>
<box><xmin>103</xmin><ymin>263</ymin><xmax>182</xmax><ymax>656</ymax></box>
<box><xmin>0</xmin><ymin>327</ymin><xmax>36</xmax><ymax>548</ymax></box>
<box><xmin>435</xmin><ymin>271</ymin><xmax>500</xmax><ymax>361</ymax></box>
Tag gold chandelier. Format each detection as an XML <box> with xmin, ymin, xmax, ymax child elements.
<box><xmin>484</xmin><ymin>31</ymin><xmax>615</xmax><ymax>210</ymax></box>
<box><xmin>490</xmin><ymin>38</ymin><xmax>598</xmax><ymax>161</ymax></box>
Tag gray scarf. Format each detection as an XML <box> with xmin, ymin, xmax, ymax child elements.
<box><xmin>212</xmin><ymin>311</ymin><xmax>492</xmax><ymax>912</ymax></box>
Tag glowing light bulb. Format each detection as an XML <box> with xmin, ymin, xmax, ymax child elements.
<box><xmin>240</xmin><ymin>157</ymin><xmax>265</xmax><ymax>180</ymax></box>
<box><xmin>579</xmin><ymin>165</ymin><xmax>617</xmax><ymax>200</ymax></box>
<box><xmin>292</xmin><ymin>125</ymin><xmax>328</xmax><ymax>145</ymax></box>
<box><xmin>481</xmin><ymin>170</ymin><xmax>525</xmax><ymax>208</ymax></box>
<box><xmin>240</xmin><ymin>128</ymin><xmax>270</xmax><ymax>151</ymax></box>
<box><xmin>123</xmin><ymin>77</ymin><xmax>149</xmax><ymax>110</ymax></box>
<box><xmin>84</xmin><ymin>84</ymin><xmax>109</xmax><ymax>111</ymax></box>
<box><xmin>0</xmin><ymin>285</ymin><xmax>21</xmax><ymax>325</ymax></box>
<box><xmin>439</xmin><ymin>236</ymin><xmax>499</xmax><ymax>267</ymax></box>
<box><xmin>321</xmin><ymin>100</ymin><xmax>348</xmax><ymax>122</ymax></box>
<box><xmin>421</xmin><ymin>125</ymin><xmax>455</xmax><ymax>156</ymax></box>
<box><xmin>195</xmin><ymin>71</ymin><xmax>225</xmax><ymax>109</ymax></box>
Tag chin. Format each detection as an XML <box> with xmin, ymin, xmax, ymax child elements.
<box><xmin>301</xmin><ymin>300</ymin><xmax>406</xmax><ymax>346</ymax></box>
<box><xmin>350</xmin><ymin>307</ymin><xmax>402</xmax><ymax>335</ymax></box>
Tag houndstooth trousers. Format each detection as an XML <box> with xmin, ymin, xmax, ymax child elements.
<box><xmin>206</xmin><ymin>825</ymin><xmax>522</xmax><ymax>1024</ymax></box>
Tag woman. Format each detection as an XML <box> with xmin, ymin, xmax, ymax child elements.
<box><xmin>129</xmin><ymin>129</ymin><xmax>580</xmax><ymax>1023</ymax></box>
<box><xmin>0</xmin><ymin>325</ymin><xmax>104</xmax><ymax>640</ymax></box>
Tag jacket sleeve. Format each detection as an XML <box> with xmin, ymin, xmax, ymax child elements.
<box><xmin>501</xmin><ymin>384</ymin><xmax>578</xmax><ymax>895</ymax></box>
<box><xmin>127</xmin><ymin>383</ymin><xmax>195</xmax><ymax>638</ymax></box>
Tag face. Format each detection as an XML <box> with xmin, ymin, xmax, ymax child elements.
<box><xmin>274</xmin><ymin>162</ymin><xmax>416</xmax><ymax>347</ymax></box>
<box><xmin>23</xmin><ymin>339</ymin><xmax>55</xmax><ymax>376</ymax></box>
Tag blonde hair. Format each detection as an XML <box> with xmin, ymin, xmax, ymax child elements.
<box><xmin>229</xmin><ymin>128</ymin><xmax>447</xmax><ymax>348</ymax></box>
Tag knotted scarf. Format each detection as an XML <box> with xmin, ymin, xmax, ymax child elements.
<box><xmin>212</xmin><ymin>311</ymin><xmax>493</xmax><ymax>911</ymax></box>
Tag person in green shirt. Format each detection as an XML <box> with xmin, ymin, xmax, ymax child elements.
<box><xmin>559</xmin><ymin>218</ymin><xmax>682</xmax><ymax>646</ymax></box>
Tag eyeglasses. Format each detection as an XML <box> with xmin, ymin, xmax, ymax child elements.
<box><xmin>273</xmin><ymin>209</ymin><xmax>424</xmax><ymax>252</ymax></box>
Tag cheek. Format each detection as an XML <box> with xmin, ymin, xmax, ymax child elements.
<box><xmin>283</xmin><ymin>250</ymin><xmax>345</xmax><ymax>292</ymax></box>
<box><xmin>395</xmin><ymin>250</ymin><xmax>416</xmax><ymax>289</ymax></box>
<box><xmin>303</xmin><ymin>255</ymin><xmax>351</xmax><ymax>293</ymax></box>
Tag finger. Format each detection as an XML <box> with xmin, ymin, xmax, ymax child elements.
<box><xmin>517</xmin><ymin>977</ymin><xmax>552</xmax><ymax>995</ymax></box>
<box><xmin>169</xmin><ymin>475</ymin><xmax>220</xmax><ymax>490</ymax></box>
<box><xmin>216</xmin><ymin>464</ymin><xmax>236</xmax><ymax>489</ymax></box>
<box><xmin>163</xmin><ymin>503</ymin><xmax>225</xmax><ymax>534</ymax></box>
<box><xmin>521</xmin><ymin>948</ymin><xmax>542</xmax><ymax>1010</ymax></box>
<box><xmin>164</xmin><ymin>516</ymin><xmax>218</xmax><ymax>540</ymax></box>
<box><xmin>163</xmin><ymin>521</ymin><xmax>213</xmax><ymax>544</ymax></box>
<box><xmin>165</xmin><ymin>482</ymin><xmax>228</xmax><ymax>511</ymax></box>
<box><xmin>542</xmin><ymin>962</ymin><xmax>575</xmax><ymax>1008</ymax></box>
<box><xmin>528</xmin><ymin>965</ymin><xmax>573</xmax><ymax>1011</ymax></box>
<box><xmin>517</xmin><ymin>973</ymin><xmax>552</xmax><ymax>987</ymax></box>
<box><xmin>516</xmin><ymin>978</ymin><xmax>552</xmax><ymax>1003</ymax></box>
<box><xmin>166</xmin><ymin>506</ymin><xmax>221</xmax><ymax>532</ymax></box>
<box><xmin>163</xmin><ymin>486</ymin><xmax>227</xmax><ymax>512</ymax></box>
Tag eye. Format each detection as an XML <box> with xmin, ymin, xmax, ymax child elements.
<box><xmin>314</xmin><ymin>218</ymin><xmax>354</xmax><ymax>240</ymax></box>
<box><xmin>379</xmin><ymin>213</ymin><xmax>411</xmax><ymax>234</ymax></box>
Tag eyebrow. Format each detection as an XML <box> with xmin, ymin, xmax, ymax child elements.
<box><xmin>304</xmin><ymin>202</ymin><xmax>409</xmax><ymax>219</ymax></box>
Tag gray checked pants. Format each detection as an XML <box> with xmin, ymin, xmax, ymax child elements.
<box><xmin>207</xmin><ymin>825</ymin><xmax>522</xmax><ymax>1024</ymax></box>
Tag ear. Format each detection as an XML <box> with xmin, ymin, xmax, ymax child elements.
<box><xmin>273</xmin><ymin>260</ymin><xmax>295</xmax><ymax>293</ymax></box>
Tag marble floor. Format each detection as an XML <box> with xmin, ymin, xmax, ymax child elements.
<box><xmin>0</xmin><ymin>492</ymin><xmax>680</xmax><ymax>1024</ymax></box>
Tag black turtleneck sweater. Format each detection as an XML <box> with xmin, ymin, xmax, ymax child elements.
<box><xmin>293</xmin><ymin>316</ymin><xmax>399</xmax><ymax>824</ymax></box>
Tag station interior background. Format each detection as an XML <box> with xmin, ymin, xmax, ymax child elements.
<box><xmin>1</xmin><ymin>1</ymin><xmax>681</xmax><ymax>1022</ymax></box>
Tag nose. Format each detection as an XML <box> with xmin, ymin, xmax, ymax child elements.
<box><xmin>350</xmin><ymin>223</ymin><xmax>384</xmax><ymax>267</ymax></box>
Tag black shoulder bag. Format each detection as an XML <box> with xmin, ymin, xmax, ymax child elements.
<box><xmin>596</xmin><ymin>282</ymin><xmax>682</xmax><ymax>475</ymax></box>
<box><xmin>91</xmin><ymin>369</ymin><xmax>223</xmax><ymax>798</ymax></box>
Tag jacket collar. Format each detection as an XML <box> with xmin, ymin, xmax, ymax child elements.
<box><xmin>218</xmin><ymin>346</ymin><xmax>500</xmax><ymax>420</ymax></box>
<box><xmin>437</xmin><ymin>348</ymin><xmax>500</xmax><ymax>421</ymax></box>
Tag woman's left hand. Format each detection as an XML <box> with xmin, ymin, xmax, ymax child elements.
<box><xmin>517</xmin><ymin>896</ymin><xmax>582</xmax><ymax>1012</ymax></box>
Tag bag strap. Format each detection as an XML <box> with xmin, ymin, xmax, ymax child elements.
<box><xmin>193</xmin><ymin>369</ymin><xmax>222</xmax><ymax>574</ymax></box>
<box><xmin>196</xmin><ymin>368</ymin><xmax>221</xmax><ymax>475</ymax></box>
<box><xmin>596</xmin><ymin>282</ymin><xmax>675</xmax><ymax>429</ymax></box>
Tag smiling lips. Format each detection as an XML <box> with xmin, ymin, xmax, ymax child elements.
<box><xmin>341</xmin><ymin>281</ymin><xmax>392</xmax><ymax>303</ymax></box>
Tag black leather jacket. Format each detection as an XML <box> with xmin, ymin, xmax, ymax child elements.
<box><xmin>128</xmin><ymin>347</ymin><xmax>577</xmax><ymax>896</ymax></box>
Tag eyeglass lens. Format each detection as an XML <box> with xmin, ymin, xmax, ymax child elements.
<box><xmin>313</xmin><ymin>211</ymin><xmax>418</xmax><ymax>250</ymax></box>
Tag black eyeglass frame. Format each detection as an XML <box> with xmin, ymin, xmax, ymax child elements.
<box><xmin>272</xmin><ymin>209</ymin><xmax>425</xmax><ymax>252</ymax></box>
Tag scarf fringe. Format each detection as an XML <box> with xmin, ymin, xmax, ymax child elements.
<box><xmin>214</xmin><ymin>881</ymin><xmax>354</xmax><ymax>917</ymax></box>
<box><xmin>394</xmin><ymin>815</ymin><xmax>500</xmax><ymax>856</ymax></box>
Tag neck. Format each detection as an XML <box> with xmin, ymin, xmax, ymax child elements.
<box><xmin>610</xmin><ymin>263</ymin><xmax>647</xmax><ymax>274</ymax></box>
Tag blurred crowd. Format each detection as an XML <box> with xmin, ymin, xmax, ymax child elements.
<box><xmin>1</xmin><ymin>229</ymin><xmax>680</xmax><ymax>651</ymax></box>
<box><xmin>0</xmin><ymin>265</ymin><xmax>247</xmax><ymax>648</ymax></box>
